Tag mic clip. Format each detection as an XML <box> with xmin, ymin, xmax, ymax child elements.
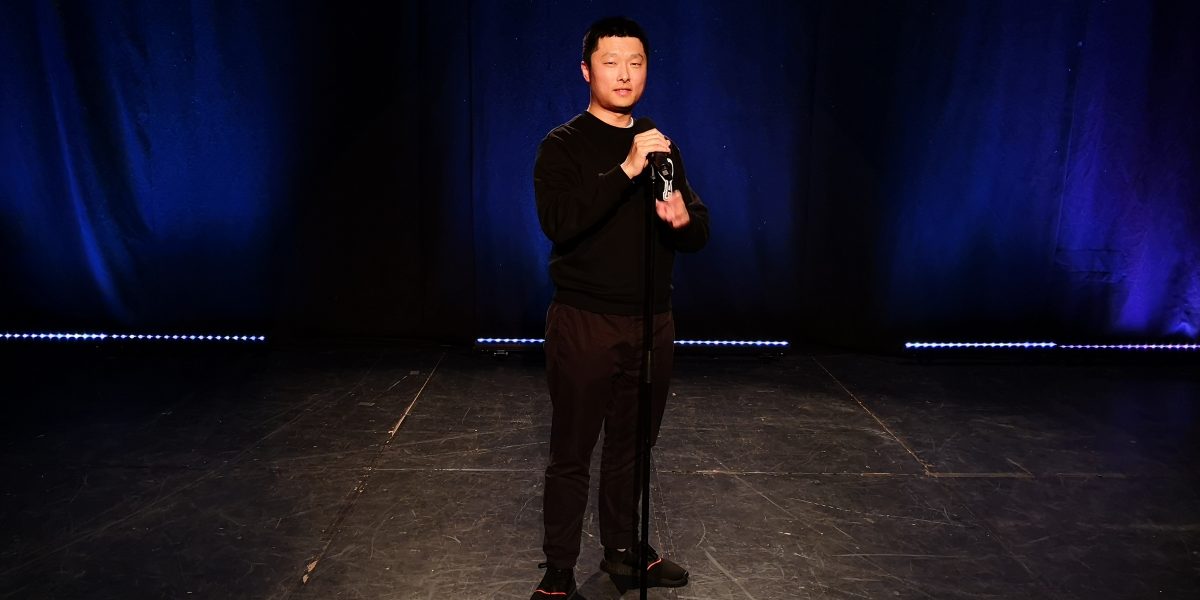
<box><xmin>649</xmin><ymin>153</ymin><xmax>674</xmax><ymax>202</ymax></box>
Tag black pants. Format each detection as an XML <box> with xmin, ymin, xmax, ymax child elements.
<box><xmin>542</xmin><ymin>302</ymin><xmax>674</xmax><ymax>569</ymax></box>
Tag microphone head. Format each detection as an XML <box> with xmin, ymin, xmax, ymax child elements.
<box><xmin>634</xmin><ymin>117</ymin><xmax>672</xmax><ymax>179</ymax></box>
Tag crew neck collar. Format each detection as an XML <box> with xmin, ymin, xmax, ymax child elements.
<box><xmin>584</xmin><ymin>111</ymin><xmax>635</xmax><ymax>129</ymax></box>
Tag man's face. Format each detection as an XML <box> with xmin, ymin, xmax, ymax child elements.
<box><xmin>581</xmin><ymin>36</ymin><xmax>647</xmax><ymax>114</ymax></box>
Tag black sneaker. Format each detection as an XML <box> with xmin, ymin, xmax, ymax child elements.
<box><xmin>530</xmin><ymin>562</ymin><xmax>576</xmax><ymax>599</ymax></box>
<box><xmin>600</xmin><ymin>545</ymin><xmax>689</xmax><ymax>589</ymax></box>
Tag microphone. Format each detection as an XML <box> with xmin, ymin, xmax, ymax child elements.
<box><xmin>633</xmin><ymin>117</ymin><xmax>674</xmax><ymax>201</ymax></box>
<box><xmin>632</xmin><ymin>117</ymin><xmax>670</xmax><ymax>172</ymax></box>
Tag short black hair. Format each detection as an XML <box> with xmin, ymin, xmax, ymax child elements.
<box><xmin>581</xmin><ymin>17</ymin><xmax>649</xmax><ymax>66</ymax></box>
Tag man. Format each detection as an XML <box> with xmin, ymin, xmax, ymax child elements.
<box><xmin>529</xmin><ymin>16</ymin><xmax>709</xmax><ymax>599</ymax></box>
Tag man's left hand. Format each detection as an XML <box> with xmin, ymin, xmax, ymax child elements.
<box><xmin>655</xmin><ymin>190</ymin><xmax>690</xmax><ymax>229</ymax></box>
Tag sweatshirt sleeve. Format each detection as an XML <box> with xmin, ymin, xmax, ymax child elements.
<box><xmin>534</xmin><ymin>134</ymin><xmax>632</xmax><ymax>244</ymax></box>
<box><xmin>665</xmin><ymin>145</ymin><xmax>710</xmax><ymax>253</ymax></box>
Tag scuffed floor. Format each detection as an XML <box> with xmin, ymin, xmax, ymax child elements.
<box><xmin>1</xmin><ymin>343</ymin><xmax>1197</xmax><ymax>599</ymax></box>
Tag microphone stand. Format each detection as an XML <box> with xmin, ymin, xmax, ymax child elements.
<box><xmin>636</xmin><ymin>154</ymin><xmax>669</xmax><ymax>599</ymax></box>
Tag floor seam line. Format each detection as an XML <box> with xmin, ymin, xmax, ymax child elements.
<box><xmin>387</xmin><ymin>353</ymin><xmax>446</xmax><ymax>439</ymax></box>
<box><xmin>810</xmin><ymin>356</ymin><xmax>935</xmax><ymax>476</ymax></box>
<box><xmin>284</xmin><ymin>350</ymin><xmax>448</xmax><ymax>597</ymax></box>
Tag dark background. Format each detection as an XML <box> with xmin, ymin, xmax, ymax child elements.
<box><xmin>2</xmin><ymin>0</ymin><xmax>1197</xmax><ymax>349</ymax></box>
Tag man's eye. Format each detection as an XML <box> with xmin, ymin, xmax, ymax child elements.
<box><xmin>604</xmin><ymin>61</ymin><xmax>616</xmax><ymax>65</ymax></box>
<box><xmin>631</xmin><ymin>63</ymin><xmax>642</xmax><ymax>67</ymax></box>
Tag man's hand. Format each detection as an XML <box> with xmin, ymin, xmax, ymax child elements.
<box><xmin>620</xmin><ymin>128</ymin><xmax>671</xmax><ymax>179</ymax></box>
<box><xmin>655</xmin><ymin>190</ymin><xmax>690</xmax><ymax>229</ymax></box>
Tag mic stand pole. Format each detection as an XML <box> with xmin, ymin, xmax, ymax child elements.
<box><xmin>636</xmin><ymin>163</ymin><xmax>659</xmax><ymax>600</ymax></box>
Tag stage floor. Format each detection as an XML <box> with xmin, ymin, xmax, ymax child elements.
<box><xmin>1</xmin><ymin>343</ymin><xmax>1198</xmax><ymax>599</ymax></box>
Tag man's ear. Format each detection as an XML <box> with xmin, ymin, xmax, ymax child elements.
<box><xmin>580</xmin><ymin>60</ymin><xmax>591</xmax><ymax>83</ymax></box>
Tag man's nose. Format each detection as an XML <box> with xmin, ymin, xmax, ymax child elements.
<box><xmin>617</xmin><ymin>64</ymin><xmax>630</xmax><ymax>81</ymax></box>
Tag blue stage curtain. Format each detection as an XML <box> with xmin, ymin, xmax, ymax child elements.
<box><xmin>856</xmin><ymin>0</ymin><xmax>1200</xmax><ymax>343</ymax></box>
<box><xmin>0</xmin><ymin>0</ymin><xmax>317</xmax><ymax>331</ymax></box>
<box><xmin>2</xmin><ymin>1</ymin><xmax>1197</xmax><ymax>345</ymax></box>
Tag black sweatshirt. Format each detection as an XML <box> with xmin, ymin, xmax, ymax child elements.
<box><xmin>534</xmin><ymin>112</ymin><xmax>710</xmax><ymax>315</ymax></box>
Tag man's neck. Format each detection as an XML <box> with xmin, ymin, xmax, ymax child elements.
<box><xmin>586</xmin><ymin>104</ymin><xmax>634</xmax><ymax>128</ymax></box>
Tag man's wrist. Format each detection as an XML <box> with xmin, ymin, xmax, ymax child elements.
<box><xmin>619</xmin><ymin>161</ymin><xmax>636</xmax><ymax>181</ymax></box>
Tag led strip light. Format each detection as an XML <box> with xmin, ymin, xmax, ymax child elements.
<box><xmin>1058</xmin><ymin>343</ymin><xmax>1200</xmax><ymax>351</ymax></box>
<box><xmin>905</xmin><ymin>341</ymin><xmax>1056</xmax><ymax>350</ymax></box>
<box><xmin>906</xmin><ymin>341</ymin><xmax>1197</xmax><ymax>351</ymax></box>
<box><xmin>2</xmin><ymin>332</ymin><xmax>266</xmax><ymax>342</ymax></box>
<box><xmin>477</xmin><ymin>338</ymin><xmax>789</xmax><ymax>348</ymax></box>
<box><xmin>674</xmin><ymin>339</ymin><xmax>789</xmax><ymax>347</ymax></box>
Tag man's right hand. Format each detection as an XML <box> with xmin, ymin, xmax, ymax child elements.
<box><xmin>620</xmin><ymin>128</ymin><xmax>672</xmax><ymax>180</ymax></box>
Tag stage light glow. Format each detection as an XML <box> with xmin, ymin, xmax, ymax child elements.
<box><xmin>0</xmin><ymin>331</ymin><xmax>267</xmax><ymax>343</ymax></box>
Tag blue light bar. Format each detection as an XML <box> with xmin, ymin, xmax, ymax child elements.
<box><xmin>475</xmin><ymin>338</ymin><xmax>789</xmax><ymax>348</ymax></box>
<box><xmin>675</xmin><ymin>339</ymin><xmax>789</xmax><ymax>347</ymax></box>
<box><xmin>905</xmin><ymin>341</ymin><xmax>1056</xmax><ymax>350</ymax></box>
<box><xmin>906</xmin><ymin>341</ymin><xmax>1197</xmax><ymax>352</ymax></box>
<box><xmin>1058</xmin><ymin>343</ymin><xmax>1199</xmax><ymax>351</ymax></box>
<box><xmin>1</xmin><ymin>332</ymin><xmax>267</xmax><ymax>343</ymax></box>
